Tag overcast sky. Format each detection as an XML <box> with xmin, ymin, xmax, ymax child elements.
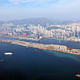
<box><xmin>0</xmin><ymin>0</ymin><xmax>80</xmax><ymax>21</ymax></box>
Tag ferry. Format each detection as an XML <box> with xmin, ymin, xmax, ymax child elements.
<box><xmin>4</xmin><ymin>52</ymin><xmax>13</xmax><ymax>55</ymax></box>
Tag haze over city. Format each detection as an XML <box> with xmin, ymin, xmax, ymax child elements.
<box><xmin>0</xmin><ymin>0</ymin><xmax>80</xmax><ymax>21</ymax></box>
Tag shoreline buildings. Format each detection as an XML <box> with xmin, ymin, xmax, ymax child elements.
<box><xmin>0</xmin><ymin>22</ymin><xmax>80</xmax><ymax>42</ymax></box>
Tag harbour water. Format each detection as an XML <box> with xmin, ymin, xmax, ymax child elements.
<box><xmin>38</xmin><ymin>38</ymin><xmax>80</xmax><ymax>49</ymax></box>
<box><xmin>0</xmin><ymin>36</ymin><xmax>80</xmax><ymax>49</ymax></box>
<box><xmin>0</xmin><ymin>42</ymin><xmax>80</xmax><ymax>80</ymax></box>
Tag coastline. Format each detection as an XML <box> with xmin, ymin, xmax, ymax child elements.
<box><xmin>0</xmin><ymin>39</ymin><xmax>80</xmax><ymax>55</ymax></box>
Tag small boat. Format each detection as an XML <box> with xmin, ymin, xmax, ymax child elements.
<box><xmin>75</xmin><ymin>74</ymin><xmax>80</xmax><ymax>78</ymax></box>
<box><xmin>4</xmin><ymin>52</ymin><xmax>13</xmax><ymax>56</ymax></box>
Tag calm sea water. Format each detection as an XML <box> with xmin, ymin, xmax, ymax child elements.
<box><xmin>38</xmin><ymin>38</ymin><xmax>80</xmax><ymax>49</ymax></box>
<box><xmin>0</xmin><ymin>42</ymin><xmax>80</xmax><ymax>80</ymax></box>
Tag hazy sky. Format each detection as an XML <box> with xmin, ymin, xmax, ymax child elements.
<box><xmin>0</xmin><ymin>0</ymin><xmax>80</xmax><ymax>21</ymax></box>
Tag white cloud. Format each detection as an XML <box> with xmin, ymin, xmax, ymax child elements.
<box><xmin>9</xmin><ymin>0</ymin><xmax>35</xmax><ymax>4</ymax></box>
<box><xmin>9</xmin><ymin>0</ymin><xmax>58</xmax><ymax>5</ymax></box>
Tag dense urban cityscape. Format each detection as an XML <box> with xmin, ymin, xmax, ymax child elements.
<box><xmin>1</xmin><ymin>0</ymin><xmax>80</xmax><ymax>80</ymax></box>
<box><xmin>0</xmin><ymin>22</ymin><xmax>80</xmax><ymax>42</ymax></box>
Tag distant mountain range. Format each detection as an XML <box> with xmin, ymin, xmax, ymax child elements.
<box><xmin>0</xmin><ymin>17</ymin><xmax>80</xmax><ymax>26</ymax></box>
<box><xmin>0</xmin><ymin>18</ymin><xmax>53</xmax><ymax>26</ymax></box>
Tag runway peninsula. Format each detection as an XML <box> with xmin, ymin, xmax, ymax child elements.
<box><xmin>0</xmin><ymin>39</ymin><xmax>80</xmax><ymax>55</ymax></box>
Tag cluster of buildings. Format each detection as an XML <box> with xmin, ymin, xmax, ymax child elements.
<box><xmin>0</xmin><ymin>22</ymin><xmax>80</xmax><ymax>41</ymax></box>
